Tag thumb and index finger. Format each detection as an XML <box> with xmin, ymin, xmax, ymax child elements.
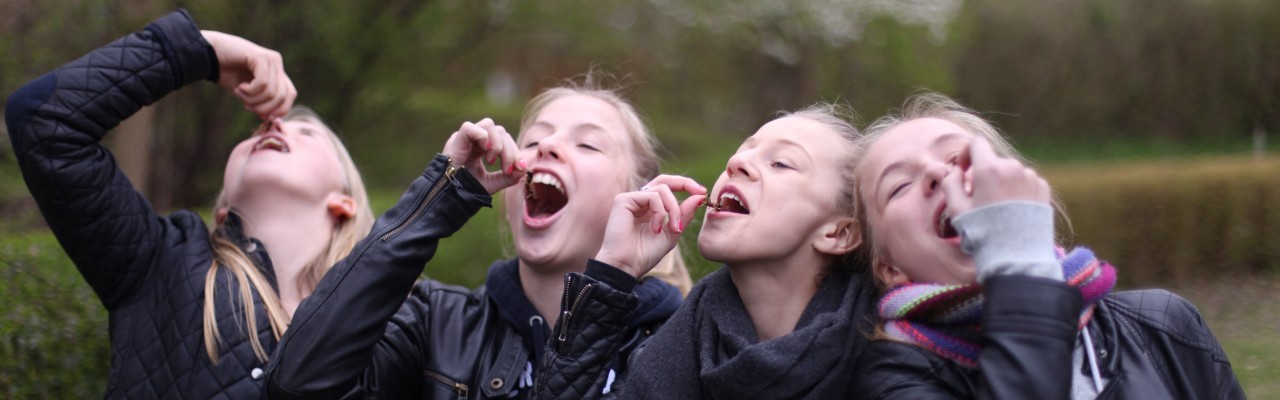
<box><xmin>941</xmin><ymin>136</ymin><xmax>998</xmax><ymax>215</ymax></box>
<box><xmin>642</xmin><ymin>175</ymin><xmax>708</xmax><ymax>233</ymax></box>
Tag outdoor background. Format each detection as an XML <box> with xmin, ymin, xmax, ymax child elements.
<box><xmin>2</xmin><ymin>0</ymin><xmax>1278</xmax><ymax>397</ymax></box>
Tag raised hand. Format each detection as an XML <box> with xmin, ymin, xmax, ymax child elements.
<box><xmin>441</xmin><ymin>118</ymin><xmax>526</xmax><ymax>194</ymax></box>
<box><xmin>595</xmin><ymin>175</ymin><xmax>708</xmax><ymax>279</ymax></box>
<box><xmin>940</xmin><ymin>136</ymin><xmax>1051</xmax><ymax>217</ymax></box>
<box><xmin>201</xmin><ymin>31</ymin><xmax>296</xmax><ymax>120</ymax></box>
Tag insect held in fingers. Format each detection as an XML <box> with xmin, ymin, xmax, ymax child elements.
<box><xmin>702</xmin><ymin>199</ymin><xmax>724</xmax><ymax>212</ymax></box>
<box><xmin>524</xmin><ymin>170</ymin><xmax>538</xmax><ymax>200</ymax></box>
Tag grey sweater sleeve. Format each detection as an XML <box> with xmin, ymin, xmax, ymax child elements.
<box><xmin>952</xmin><ymin>201</ymin><xmax>1062</xmax><ymax>283</ymax></box>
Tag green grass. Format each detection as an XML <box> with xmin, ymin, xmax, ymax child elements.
<box><xmin>1164</xmin><ymin>276</ymin><xmax>1280</xmax><ymax>399</ymax></box>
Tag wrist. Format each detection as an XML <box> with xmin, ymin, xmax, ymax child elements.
<box><xmin>594</xmin><ymin>253</ymin><xmax>641</xmax><ymax>279</ymax></box>
<box><xmin>953</xmin><ymin>201</ymin><xmax>1061</xmax><ymax>282</ymax></box>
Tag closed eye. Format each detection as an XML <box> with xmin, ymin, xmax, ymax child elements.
<box><xmin>770</xmin><ymin>161</ymin><xmax>792</xmax><ymax>169</ymax></box>
<box><xmin>300</xmin><ymin>128</ymin><xmax>316</xmax><ymax>136</ymax></box>
<box><xmin>523</xmin><ymin>141</ymin><xmax>539</xmax><ymax>149</ymax></box>
<box><xmin>888</xmin><ymin>182</ymin><xmax>909</xmax><ymax>200</ymax></box>
<box><xmin>578</xmin><ymin>143</ymin><xmax>600</xmax><ymax>152</ymax></box>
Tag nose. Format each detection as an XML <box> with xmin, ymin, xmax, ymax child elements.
<box><xmin>923</xmin><ymin>161</ymin><xmax>949</xmax><ymax>196</ymax></box>
<box><xmin>724</xmin><ymin>152</ymin><xmax>757</xmax><ymax>180</ymax></box>
<box><xmin>535</xmin><ymin>133</ymin><xmax>563</xmax><ymax>161</ymax></box>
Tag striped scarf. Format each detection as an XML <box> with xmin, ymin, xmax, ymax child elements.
<box><xmin>879</xmin><ymin>247</ymin><xmax>1117</xmax><ymax>368</ymax></box>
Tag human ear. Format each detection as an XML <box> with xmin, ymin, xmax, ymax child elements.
<box><xmin>326</xmin><ymin>193</ymin><xmax>356</xmax><ymax>221</ymax></box>
<box><xmin>814</xmin><ymin>217</ymin><xmax>862</xmax><ymax>256</ymax></box>
<box><xmin>873</xmin><ymin>256</ymin><xmax>910</xmax><ymax>287</ymax></box>
<box><xmin>215</xmin><ymin>207</ymin><xmax>229</xmax><ymax>225</ymax></box>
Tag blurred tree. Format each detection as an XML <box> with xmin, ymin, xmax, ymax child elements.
<box><xmin>1</xmin><ymin>0</ymin><xmax>1277</xmax><ymax>209</ymax></box>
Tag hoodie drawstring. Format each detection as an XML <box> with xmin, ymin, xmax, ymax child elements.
<box><xmin>1081</xmin><ymin>326</ymin><xmax>1104</xmax><ymax>393</ymax></box>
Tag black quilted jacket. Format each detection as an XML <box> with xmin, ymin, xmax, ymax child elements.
<box><xmin>531</xmin><ymin>260</ymin><xmax>664</xmax><ymax>400</ymax></box>
<box><xmin>853</xmin><ymin>277</ymin><xmax>1246</xmax><ymax>399</ymax></box>
<box><xmin>5</xmin><ymin>10</ymin><xmax>291</xmax><ymax>399</ymax></box>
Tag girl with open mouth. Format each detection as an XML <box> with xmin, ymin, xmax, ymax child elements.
<box><xmin>849</xmin><ymin>92</ymin><xmax>1243</xmax><ymax>399</ymax></box>
<box><xmin>6</xmin><ymin>10</ymin><xmax>374</xmax><ymax>398</ymax></box>
<box><xmin>267</xmin><ymin>76</ymin><xmax>692</xmax><ymax>399</ymax></box>
<box><xmin>534</xmin><ymin>104</ymin><xmax>879</xmax><ymax>399</ymax></box>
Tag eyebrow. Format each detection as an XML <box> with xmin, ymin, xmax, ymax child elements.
<box><xmin>775</xmin><ymin>137</ymin><xmax>813</xmax><ymax>162</ymax></box>
<box><xmin>570</xmin><ymin>122</ymin><xmax>608</xmax><ymax>136</ymax></box>
<box><xmin>872</xmin><ymin>132</ymin><xmax>967</xmax><ymax>204</ymax></box>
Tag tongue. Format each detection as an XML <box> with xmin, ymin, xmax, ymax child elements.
<box><xmin>527</xmin><ymin>184</ymin><xmax>567</xmax><ymax>217</ymax></box>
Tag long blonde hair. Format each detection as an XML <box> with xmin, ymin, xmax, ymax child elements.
<box><xmin>519</xmin><ymin>73</ymin><xmax>694</xmax><ymax>295</ymax></box>
<box><xmin>202</xmin><ymin>106</ymin><xmax>374</xmax><ymax>363</ymax></box>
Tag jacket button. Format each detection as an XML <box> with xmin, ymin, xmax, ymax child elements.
<box><xmin>251</xmin><ymin>368</ymin><xmax>264</xmax><ymax>380</ymax></box>
<box><xmin>1098</xmin><ymin>349</ymin><xmax>1108</xmax><ymax>358</ymax></box>
<box><xmin>489</xmin><ymin>378</ymin><xmax>504</xmax><ymax>390</ymax></box>
<box><xmin>246</xmin><ymin>242</ymin><xmax>258</xmax><ymax>252</ymax></box>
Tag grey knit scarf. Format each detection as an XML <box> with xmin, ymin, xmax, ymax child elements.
<box><xmin>624</xmin><ymin>267</ymin><xmax>878</xmax><ymax>399</ymax></box>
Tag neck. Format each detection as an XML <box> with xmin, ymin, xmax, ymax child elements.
<box><xmin>518</xmin><ymin>258</ymin><xmax>587</xmax><ymax>327</ymax></box>
<box><xmin>233</xmin><ymin>198</ymin><xmax>336</xmax><ymax>318</ymax></box>
<box><xmin>726</xmin><ymin>252</ymin><xmax>827</xmax><ymax>341</ymax></box>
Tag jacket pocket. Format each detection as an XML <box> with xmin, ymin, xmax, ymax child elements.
<box><xmin>424</xmin><ymin>368</ymin><xmax>469</xmax><ymax>400</ymax></box>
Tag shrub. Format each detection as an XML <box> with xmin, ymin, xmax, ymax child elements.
<box><xmin>0</xmin><ymin>232</ymin><xmax>108</xmax><ymax>398</ymax></box>
<box><xmin>1048</xmin><ymin>156</ymin><xmax>1280</xmax><ymax>286</ymax></box>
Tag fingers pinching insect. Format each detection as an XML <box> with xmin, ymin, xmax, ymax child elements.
<box><xmin>640</xmin><ymin>175</ymin><xmax>708</xmax><ymax>233</ymax></box>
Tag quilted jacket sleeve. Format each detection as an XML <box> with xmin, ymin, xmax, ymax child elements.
<box><xmin>855</xmin><ymin>275</ymin><xmax>1082</xmax><ymax>399</ymax></box>
<box><xmin>4</xmin><ymin>10</ymin><xmax>216</xmax><ymax>310</ymax></box>
<box><xmin>533</xmin><ymin>259</ymin><xmax>640</xmax><ymax>400</ymax></box>
<box><xmin>266</xmin><ymin>155</ymin><xmax>492</xmax><ymax>400</ymax></box>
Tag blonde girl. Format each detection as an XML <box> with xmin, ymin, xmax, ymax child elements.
<box><xmin>6</xmin><ymin>10</ymin><xmax>372</xmax><ymax>398</ymax></box>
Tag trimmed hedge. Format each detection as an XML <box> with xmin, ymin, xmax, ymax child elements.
<box><xmin>1047</xmin><ymin>156</ymin><xmax>1280</xmax><ymax>286</ymax></box>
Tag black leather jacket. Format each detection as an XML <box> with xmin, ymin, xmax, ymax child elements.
<box><xmin>853</xmin><ymin>276</ymin><xmax>1246</xmax><ymax>399</ymax></box>
<box><xmin>6</xmin><ymin>10</ymin><xmax>285</xmax><ymax>398</ymax></box>
<box><xmin>265</xmin><ymin>159</ymin><xmax>679</xmax><ymax>399</ymax></box>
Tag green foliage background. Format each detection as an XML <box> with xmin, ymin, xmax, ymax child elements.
<box><xmin>2</xmin><ymin>0</ymin><xmax>1279</xmax><ymax>397</ymax></box>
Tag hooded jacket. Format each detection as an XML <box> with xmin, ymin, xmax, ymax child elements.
<box><xmin>266</xmin><ymin>173</ymin><xmax>681</xmax><ymax>399</ymax></box>
<box><xmin>6</xmin><ymin>10</ymin><xmax>288</xmax><ymax>398</ymax></box>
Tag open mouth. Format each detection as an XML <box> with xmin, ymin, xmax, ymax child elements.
<box><xmin>253</xmin><ymin>135</ymin><xmax>290</xmax><ymax>153</ymax></box>
<box><xmin>936</xmin><ymin>207</ymin><xmax>958</xmax><ymax>239</ymax></box>
<box><xmin>525</xmin><ymin>171</ymin><xmax>568</xmax><ymax>218</ymax></box>
<box><xmin>716</xmin><ymin>191</ymin><xmax>750</xmax><ymax>214</ymax></box>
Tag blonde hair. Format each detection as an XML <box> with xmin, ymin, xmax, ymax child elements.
<box><xmin>852</xmin><ymin>91</ymin><xmax>1066</xmax><ymax>289</ymax></box>
<box><xmin>519</xmin><ymin>73</ymin><xmax>693</xmax><ymax>295</ymax></box>
<box><xmin>778</xmin><ymin>103</ymin><xmax>865</xmax><ymax>276</ymax></box>
<box><xmin>202</xmin><ymin>106</ymin><xmax>374</xmax><ymax>363</ymax></box>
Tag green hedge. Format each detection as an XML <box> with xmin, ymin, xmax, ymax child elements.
<box><xmin>0</xmin><ymin>233</ymin><xmax>108</xmax><ymax>398</ymax></box>
<box><xmin>1047</xmin><ymin>156</ymin><xmax>1280</xmax><ymax>286</ymax></box>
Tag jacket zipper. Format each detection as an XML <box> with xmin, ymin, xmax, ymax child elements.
<box><xmin>379</xmin><ymin>162</ymin><xmax>462</xmax><ymax>242</ymax></box>
<box><xmin>423</xmin><ymin>369</ymin><xmax>469</xmax><ymax>400</ymax></box>
<box><xmin>557</xmin><ymin>277</ymin><xmax>593</xmax><ymax>345</ymax></box>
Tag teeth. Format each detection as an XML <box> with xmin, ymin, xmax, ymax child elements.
<box><xmin>530</xmin><ymin>172</ymin><xmax>564</xmax><ymax>194</ymax></box>
<box><xmin>720</xmin><ymin>192</ymin><xmax>741</xmax><ymax>204</ymax></box>
<box><xmin>254</xmin><ymin>137</ymin><xmax>289</xmax><ymax>152</ymax></box>
<box><xmin>938</xmin><ymin>211</ymin><xmax>949</xmax><ymax>235</ymax></box>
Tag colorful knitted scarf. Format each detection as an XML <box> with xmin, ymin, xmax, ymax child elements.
<box><xmin>878</xmin><ymin>247</ymin><xmax>1117</xmax><ymax>368</ymax></box>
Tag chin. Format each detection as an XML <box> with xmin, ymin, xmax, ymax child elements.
<box><xmin>696</xmin><ymin>235</ymin><xmax>737</xmax><ymax>264</ymax></box>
